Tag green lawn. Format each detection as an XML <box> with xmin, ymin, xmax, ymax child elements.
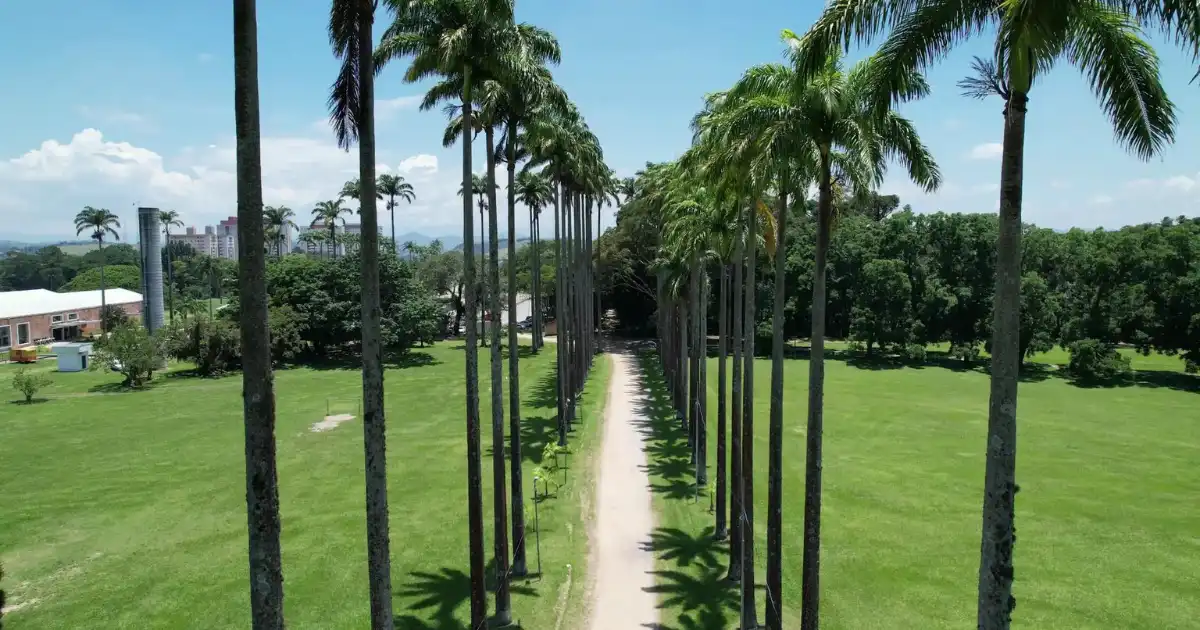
<box><xmin>641</xmin><ymin>346</ymin><xmax>1200</xmax><ymax>629</ymax></box>
<box><xmin>1</xmin><ymin>341</ymin><xmax>610</xmax><ymax>629</ymax></box>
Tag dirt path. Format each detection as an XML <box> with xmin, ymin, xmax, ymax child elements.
<box><xmin>586</xmin><ymin>347</ymin><xmax>659</xmax><ymax>629</ymax></box>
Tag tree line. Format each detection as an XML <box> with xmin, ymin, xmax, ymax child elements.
<box><xmin>603</xmin><ymin>204</ymin><xmax>1200</xmax><ymax>376</ymax></box>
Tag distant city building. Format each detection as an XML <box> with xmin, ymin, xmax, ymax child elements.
<box><xmin>297</xmin><ymin>220</ymin><xmax>362</xmax><ymax>257</ymax></box>
<box><xmin>168</xmin><ymin>216</ymin><xmax>240</xmax><ymax>260</ymax></box>
<box><xmin>171</xmin><ymin>226</ymin><xmax>219</xmax><ymax>257</ymax></box>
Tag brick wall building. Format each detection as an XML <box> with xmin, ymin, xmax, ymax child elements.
<box><xmin>0</xmin><ymin>288</ymin><xmax>143</xmax><ymax>349</ymax></box>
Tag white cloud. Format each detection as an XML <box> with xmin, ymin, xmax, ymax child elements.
<box><xmin>1090</xmin><ymin>194</ymin><xmax>1113</xmax><ymax>205</ymax></box>
<box><xmin>1125</xmin><ymin>172</ymin><xmax>1200</xmax><ymax>196</ymax></box>
<box><xmin>0</xmin><ymin>128</ymin><xmax>465</xmax><ymax>239</ymax></box>
<box><xmin>968</xmin><ymin>142</ymin><xmax>1003</xmax><ymax>160</ymax></box>
<box><xmin>377</xmin><ymin>95</ymin><xmax>423</xmax><ymax>119</ymax></box>
<box><xmin>197</xmin><ymin>52</ymin><xmax>214</xmax><ymax>63</ymax></box>
<box><xmin>76</xmin><ymin>105</ymin><xmax>150</xmax><ymax>128</ymax></box>
<box><xmin>969</xmin><ymin>182</ymin><xmax>999</xmax><ymax>195</ymax></box>
<box><xmin>1050</xmin><ymin>179</ymin><xmax>1071</xmax><ymax>189</ymax></box>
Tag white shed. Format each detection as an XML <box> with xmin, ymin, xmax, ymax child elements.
<box><xmin>56</xmin><ymin>342</ymin><xmax>93</xmax><ymax>372</ymax></box>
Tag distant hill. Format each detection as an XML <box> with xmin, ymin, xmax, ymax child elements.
<box><xmin>1</xmin><ymin>239</ymin><xmax>95</xmax><ymax>254</ymax></box>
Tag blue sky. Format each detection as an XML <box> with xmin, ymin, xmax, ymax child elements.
<box><xmin>1</xmin><ymin>0</ymin><xmax>1197</xmax><ymax>242</ymax></box>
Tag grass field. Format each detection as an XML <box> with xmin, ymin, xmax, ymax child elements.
<box><xmin>640</xmin><ymin>346</ymin><xmax>1200</xmax><ymax>629</ymax></box>
<box><xmin>1</xmin><ymin>341</ymin><xmax>610</xmax><ymax>629</ymax></box>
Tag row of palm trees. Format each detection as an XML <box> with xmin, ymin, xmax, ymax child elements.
<box><xmin>233</xmin><ymin>0</ymin><xmax>611</xmax><ymax>628</ymax></box>
<box><xmin>641</xmin><ymin>1</ymin><xmax>1193</xmax><ymax>628</ymax></box>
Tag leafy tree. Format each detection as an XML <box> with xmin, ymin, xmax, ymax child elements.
<box><xmin>850</xmin><ymin>259</ymin><xmax>914</xmax><ymax>354</ymax></box>
<box><xmin>11</xmin><ymin>367</ymin><xmax>52</xmax><ymax>403</ymax></box>
<box><xmin>91</xmin><ymin>322</ymin><xmax>168</xmax><ymax>388</ymax></box>
<box><xmin>1018</xmin><ymin>272</ymin><xmax>1060</xmax><ymax>361</ymax></box>
<box><xmin>61</xmin><ymin>265</ymin><xmax>141</xmax><ymax>293</ymax></box>
<box><xmin>167</xmin><ymin>317</ymin><xmax>241</xmax><ymax>375</ymax></box>
<box><xmin>311</xmin><ymin>199</ymin><xmax>351</xmax><ymax>258</ymax></box>
<box><xmin>1067</xmin><ymin>338</ymin><xmax>1133</xmax><ymax>380</ymax></box>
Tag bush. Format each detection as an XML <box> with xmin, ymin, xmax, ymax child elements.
<box><xmin>1067</xmin><ymin>339</ymin><xmax>1132</xmax><ymax>380</ymax></box>
<box><xmin>100</xmin><ymin>304</ymin><xmax>131</xmax><ymax>331</ymax></box>
<box><xmin>949</xmin><ymin>343</ymin><xmax>981</xmax><ymax>365</ymax></box>
<box><xmin>754</xmin><ymin>321</ymin><xmax>774</xmax><ymax>356</ymax></box>
<box><xmin>268</xmin><ymin>305</ymin><xmax>305</xmax><ymax>362</ymax></box>
<box><xmin>11</xmin><ymin>367</ymin><xmax>52</xmax><ymax>403</ymax></box>
<box><xmin>903</xmin><ymin>343</ymin><xmax>927</xmax><ymax>362</ymax></box>
<box><xmin>168</xmin><ymin>318</ymin><xmax>241</xmax><ymax>376</ymax></box>
<box><xmin>92</xmin><ymin>323</ymin><xmax>168</xmax><ymax>387</ymax></box>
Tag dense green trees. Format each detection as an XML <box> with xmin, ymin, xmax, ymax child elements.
<box><xmin>605</xmin><ymin>208</ymin><xmax>1200</xmax><ymax>372</ymax></box>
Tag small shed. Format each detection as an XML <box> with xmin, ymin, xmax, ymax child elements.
<box><xmin>56</xmin><ymin>342</ymin><xmax>93</xmax><ymax>372</ymax></box>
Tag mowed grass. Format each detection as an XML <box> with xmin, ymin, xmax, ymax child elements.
<box><xmin>0</xmin><ymin>341</ymin><xmax>611</xmax><ymax>629</ymax></box>
<box><xmin>640</xmin><ymin>346</ymin><xmax>1200</xmax><ymax>629</ymax></box>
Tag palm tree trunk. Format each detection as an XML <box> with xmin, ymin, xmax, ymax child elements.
<box><xmin>715</xmin><ymin>263</ymin><xmax>729</xmax><ymax>541</ymax></box>
<box><xmin>355</xmin><ymin>8</ymin><xmax>394</xmax><ymax>627</ymax></box>
<box><xmin>697</xmin><ymin>269</ymin><xmax>708</xmax><ymax>487</ymax></box>
<box><xmin>233</xmin><ymin>1</ymin><xmax>285</xmax><ymax>626</ymax></box>
<box><xmin>727</xmin><ymin>234</ymin><xmax>743</xmax><ymax>583</ymax></box>
<box><xmin>595</xmin><ymin>202</ymin><xmax>602</xmax><ymax>341</ymax></box>
<box><xmin>554</xmin><ymin>182</ymin><xmax>568</xmax><ymax>447</ymax></box>
<box><xmin>389</xmin><ymin>193</ymin><xmax>396</xmax><ymax>255</ymax></box>
<box><xmin>506</xmin><ymin>120</ymin><xmax>528</xmax><ymax>578</ymax></box>
<box><xmin>688</xmin><ymin>263</ymin><xmax>699</xmax><ymax>466</ymax></box>
<box><xmin>460</xmin><ymin>72</ymin><xmax>488</xmax><ymax>630</ymax></box>
<box><xmin>166</xmin><ymin>231</ymin><xmax>175</xmax><ymax>325</ymax></box>
<box><xmin>767</xmin><ymin>189</ymin><xmax>790</xmax><ymax>630</ymax></box>
<box><xmin>483</xmin><ymin>125</ymin><xmax>512</xmax><ymax>624</ymax></box>
<box><xmin>801</xmin><ymin>161</ymin><xmax>833</xmax><ymax>630</ymax></box>
<box><xmin>99</xmin><ymin>240</ymin><xmax>108</xmax><ymax>333</ymax></box>
<box><xmin>741</xmin><ymin>204</ymin><xmax>758</xmax><ymax>630</ymax></box>
<box><xmin>977</xmin><ymin>92</ymin><xmax>1027</xmax><ymax>630</ymax></box>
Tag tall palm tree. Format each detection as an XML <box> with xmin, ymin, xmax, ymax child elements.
<box><xmin>73</xmin><ymin>206</ymin><xmax>121</xmax><ymax>333</ymax></box>
<box><xmin>376</xmin><ymin>1</ymin><xmax>517</xmax><ymax>624</ymax></box>
<box><xmin>794</xmin><ymin>5</ymin><xmax>1177</xmax><ymax>628</ymax></box>
<box><xmin>377</xmin><ymin>173</ymin><xmax>415</xmax><ymax>252</ymax></box>
<box><xmin>312</xmin><ymin>199</ymin><xmax>350</xmax><ymax>258</ymax></box>
<box><xmin>233</xmin><ymin>0</ymin><xmax>284</xmax><ymax>626</ymax></box>
<box><xmin>297</xmin><ymin>230</ymin><xmax>324</xmax><ymax>257</ymax></box>
<box><xmin>262</xmin><ymin>205</ymin><xmax>297</xmax><ymax>258</ymax></box>
<box><xmin>515</xmin><ymin>168</ymin><xmax>553</xmax><ymax>351</ymax></box>
<box><xmin>159</xmin><ymin>209</ymin><xmax>184</xmax><ymax>324</ymax></box>
<box><xmin>339</xmin><ymin>176</ymin><xmax>385</xmax><ymax>204</ymax></box>
<box><xmin>328</xmin><ymin>1</ymin><xmax>393</xmax><ymax>626</ymax></box>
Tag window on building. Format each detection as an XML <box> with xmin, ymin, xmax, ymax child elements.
<box><xmin>0</xmin><ymin>325</ymin><xmax>9</xmax><ymax>348</ymax></box>
<box><xmin>67</xmin><ymin>313</ymin><xmax>79</xmax><ymax>321</ymax></box>
<box><xmin>17</xmin><ymin>322</ymin><xmax>30</xmax><ymax>345</ymax></box>
<box><xmin>51</xmin><ymin>314</ymin><xmax>64</xmax><ymax>323</ymax></box>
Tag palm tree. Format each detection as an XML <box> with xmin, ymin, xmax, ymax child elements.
<box><xmin>297</xmin><ymin>231</ymin><xmax>324</xmax><ymax>257</ymax></box>
<box><xmin>375</xmin><ymin>1</ymin><xmax>517</xmax><ymax>624</ymax></box>
<box><xmin>339</xmin><ymin>176</ymin><xmax>385</xmax><ymax>204</ymax></box>
<box><xmin>233</xmin><ymin>0</ymin><xmax>284</xmax><ymax>625</ymax></box>
<box><xmin>793</xmin><ymin>4</ymin><xmax>1177</xmax><ymax>628</ymax></box>
<box><xmin>515</xmin><ymin>168</ymin><xmax>553</xmax><ymax>351</ymax></box>
<box><xmin>73</xmin><ymin>206</ymin><xmax>121</xmax><ymax>333</ymax></box>
<box><xmin>377</xmin><ymin>173</ymin><xmax>415</xmax><ymax>252</ymax></box>
<box><xmin>327</xmin><ymin>0</ymin><xmax>392</xmax><ymax>626</ymax></box>
<box><xmin>312</xmin><ymin>200</ymin><xmax>350</xmax><ymax>258</ymax></box>
<box><xmin>159</xmin><ymin>210</ymin><xmax>184</xmax><ymax>324</ymax></box>
<box><xmin>262</xmin><ymin>205</ymin><xmax>297</xmax><ymax>258</ymax></box>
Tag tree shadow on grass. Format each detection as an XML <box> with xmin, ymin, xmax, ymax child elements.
<box><xmin>87</xmin><ymin>380</ymin><xmax>160</xmax><ymax>394</ymax></box>
<box><xmin>643</xmin><ymin>526</ymin><xmax>724</xmax><ymax>570</ymax></box>
<box><xmin>447</xmin><ymin>342</ymin><xmax>539</xmax><ymax>360</ymax></box>
<box><xmin>396</xmin><ymin>562</ymin><xmax>536</xmax><ymax>629</ymax></box>
<box><xmin>7</xmin><ymin>398</ymin><xmax>49</xmax><ymax>405</ymax></box>
<box><xmin>644</xmin><ymin>565</ymin><xmax>739</xmax><ymax>628</ymax></box>
<box><xmin>631</xmin><ymin>352</ymin><xmax>699</xmax><ymax>501</ymax></box>
<box><xmin>782</xmin><ymin>342</ymin><xmax>1200</xmax><ymax>393</ymax></box>
<box><xmin>301</xmin><ymin>349</ymin><xmax>440</xmax><ymax>372</ymax></box>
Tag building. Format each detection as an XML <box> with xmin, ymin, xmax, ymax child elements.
<box><xmin>0</xmin><ymin>288</ymin><xmax>143</xmax><ymax>350</ymax></box>
<box><xmin>217</xmin><ymin>216</ymin><xmax>238</xmax><ymax>260</ymax></box>
<box><xmin>298</xmin><ymin>220</ymin><xmax>363</xmax><ymax>257</ymax></box>
<box><xmin>170</xmin><ymin>226</ymin><xmax>219</xmax><ymax>257</ymax></box>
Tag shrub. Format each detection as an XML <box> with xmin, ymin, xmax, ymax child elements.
<box><xmin>92</xmin><ymin>323</ymin><xmax>168</xmax><ymax>387</ymax></box>
<box><xmin>11</xmin><ymin>367</ymin><xmax>52</xmax><ymax>403</ymax></box>
<box><xmin>1</xmin><ymin>561</ymin><xmax>6</xmax><ymax>629</ymax></box>
<box><xmin>1067</xmin><ymin>339</ymin><xmax>1132</xmax><ymax>380</ymax></box>
<box><xmin>754</xmin><ymin>321</ymin><xmax>773</xmax><ymax>356</ymax></box>
<box><xmin>949</xmin><ymin>343</ymin><xmax>981</xmax><ymax>365</ymax></box>
<box><xmin>168</xmin><ymin>318</ymin><xmax>241</xmax><ymax>376</ymax></box>
<box><xmin>903</xmin><ymin>343</ymin><xmax>927</xmax><ymax>362</ymax></box>
<box><xmin>268</xmin><ymin>305</ymin><xmax>305</xmax><ymax>362</ymax></box>
<box><xmin>100</xmin><ymin>304</ymin><xmax>131</xmax><ymax>331</ymax></box>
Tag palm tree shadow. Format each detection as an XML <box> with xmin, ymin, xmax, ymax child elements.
<box><xmin>396</xmin><ymin>562</ymin><xmax>536</xmax><ymax>628</ymax></box>
<box><xmin>643</xmin><ymin>526</ymin><xmax>724</xmax><ymax>570</ymax></box>
<box><xmin>630</xmin><ymin>352</ymin><xmax>698</xmax><ymax>501</ymax></box>
<box><xmin>644</xmin><ymin>566</ymin><xmax>738</xmax><ymax>625</ymax></box>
